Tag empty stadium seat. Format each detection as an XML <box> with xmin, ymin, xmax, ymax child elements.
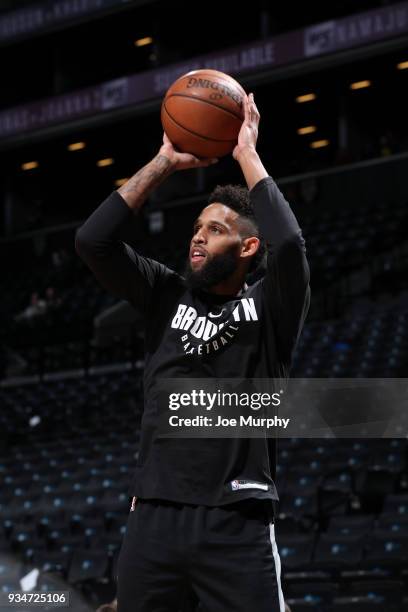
<box><xmin>68</xmin><ymin>550</ymin><xmax>109</xmax><ymax>583</ymax></box>
<box><xmin>276</xmin><ymin>534</ymin><xmax>315</xmax><ymax>570</ymax></box>
<box><xmin>313</xmin><ymin>533</ymin><xmax>365</xmax><ymax>567</ymax></box>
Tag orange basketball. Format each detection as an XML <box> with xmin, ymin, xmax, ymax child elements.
<box><xmin>161</xmin><ymin>69</ymin><xmax>245</xmax><ymax>159</ymax></box>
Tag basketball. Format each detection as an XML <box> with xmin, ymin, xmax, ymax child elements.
<box><xmin>161</xmin><ymin>69</ymin><xmax>246</xmax><ymax>159</ymax></box>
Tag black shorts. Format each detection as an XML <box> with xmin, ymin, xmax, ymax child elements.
<box><xmin>117</xmin><ymin>497</ymin><xmax>285</xmax><ymax>612</ymax></box>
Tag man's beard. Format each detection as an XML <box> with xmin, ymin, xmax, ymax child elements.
<box><xmin>184</xmin><ymin>249</ymin><xmax>238</xmax><ymax>291</ymax></box>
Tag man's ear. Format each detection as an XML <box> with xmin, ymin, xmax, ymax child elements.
<box><xmin>241</xmin><ymin>237</ymin><xmax>260</xmax><ymax>261</ymax></box>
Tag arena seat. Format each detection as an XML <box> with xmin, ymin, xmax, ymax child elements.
<box><xmin>327</xmin><ymin>515</ymin><xmax>375</xmax><ymax>537</ymax></box>
<box><xmin>68</xmin><ymin>549</ymin><xmax>109</xmax><ymax>583</ymax></box>
<box><xmin>276</xmin><ymin>533</ymin><xmax>316</xmax><ymax>570</ymax></box>
<box><xmin>313</xmin><ymin>533</ymin><xmax>365</xmax><ymax>567</ymax></box>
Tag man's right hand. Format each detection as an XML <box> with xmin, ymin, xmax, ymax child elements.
<box><xmin>159</xmin><ymin>132</ymin><xmax>219</xmax><ymax>171</ymax></box>
<box><xmin>117</xmin><ymin>134</ymin><xmax>218</xmax><ymax>211</ymax></box>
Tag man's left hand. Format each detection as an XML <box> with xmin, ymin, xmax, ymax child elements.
<box><xmin>232</xmin><ymin>93</ymin><xmax>260</xmax><ymax>160</ymax></box>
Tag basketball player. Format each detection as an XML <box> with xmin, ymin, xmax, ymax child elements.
<box><xmin>76</xmin><ymin>93</ymin><xmax>310</xmax><ymax>612</ymax></box>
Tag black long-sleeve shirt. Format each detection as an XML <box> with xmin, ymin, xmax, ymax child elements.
<box><xmin>75</xmin><ymin>176</ymin><xmax>310</xmax><ymax>506</ymax></box>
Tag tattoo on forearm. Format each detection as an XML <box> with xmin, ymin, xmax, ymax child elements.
<box><xmin>118</xmin><ymin>154</ymin><xmax>173</xmax><ymax>210</ymax></box>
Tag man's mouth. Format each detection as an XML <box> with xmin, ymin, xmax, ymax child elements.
<box><xmin>190</xmin><ymin>248</ymin><xmax>207</xmax><ymax>263</ymax></box>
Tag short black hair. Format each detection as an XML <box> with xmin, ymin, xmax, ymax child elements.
<box><xmin>207</xmin><ymin>184</ymin><xmax>265</xmax><ymax>273</ymax></box>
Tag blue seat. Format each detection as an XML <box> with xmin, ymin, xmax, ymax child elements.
<box><xmin>286</xmin><ymin>581</ymin><xmax>339</xmax><ymax>608</ymax></box>
<box><xmin>364</xmin><ymin>534</ymin><xmax>408</xmax><ymax>565</ymax></box>
<box><xmin>276</xmin><ymin>533</ymin><xmax>315</xmax><ymax>570</ymax></box>
<box><xmin>313</xmin><ymin>533</ymin><xmax>364</xmax><ymax>567</ymax></box>
<box><xmin>68</xmin><ymin>549</ymin><xmax>109</xmax><ymax>583</ymax></box>
<box><xmin>350</xmin><ymin>580</ymin><xmax>402</xmax><ymax>608</ymax></box>
<box><xmin>279</xmin><ymin>493</ymin><xmax>317</xmax><ymax>518</ymax></box>
<box><xmin>327</xmin><ymin>514</ymin><xmax>375</xmax><ymax>537</ymax></box>
<box><xmin>33</xmin><ymin>550</ymin><xmax>71</xmax><ymax>575</ymax></box>
<box><xmin>383</xmin><ymin>494</ymin><xmax>408</xmax><ymax>515</ymax></box>
<box><xmin>282</xmin><ymin>472</ymin><xmax>321</xmax><ymax>496</ymax></box>
<box><xmin>376</xmin><ymin>513</ymin><xmax>408</xmax><ymax>537</ymax></box>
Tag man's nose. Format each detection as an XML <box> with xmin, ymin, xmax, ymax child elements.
<box><xmin>193</xmin><ymin>229</ymin><xmax>206</xmax><ymax>243</ymax></box>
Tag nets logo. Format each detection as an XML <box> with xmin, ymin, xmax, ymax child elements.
<box><xmin>171</xmin><ymin>298</ymin><xmax>258</xmax><ymax>356</ymax></box>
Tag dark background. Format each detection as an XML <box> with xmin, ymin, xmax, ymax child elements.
<box><xmin>0</xmin><ymin>1</ymin><xmax>407</xmax><ymax>610</ymax></box>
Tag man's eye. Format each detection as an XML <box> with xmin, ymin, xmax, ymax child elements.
<box><xmin>211</xmin><ymin>226</ymin><xmax>221</xmax><ymax>233</ymax></box>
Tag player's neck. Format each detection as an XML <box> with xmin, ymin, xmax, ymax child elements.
<box><xmin>207</xmin><ymin>277</ymin><xmax>248</xmax><ymax>297</ymax></box>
